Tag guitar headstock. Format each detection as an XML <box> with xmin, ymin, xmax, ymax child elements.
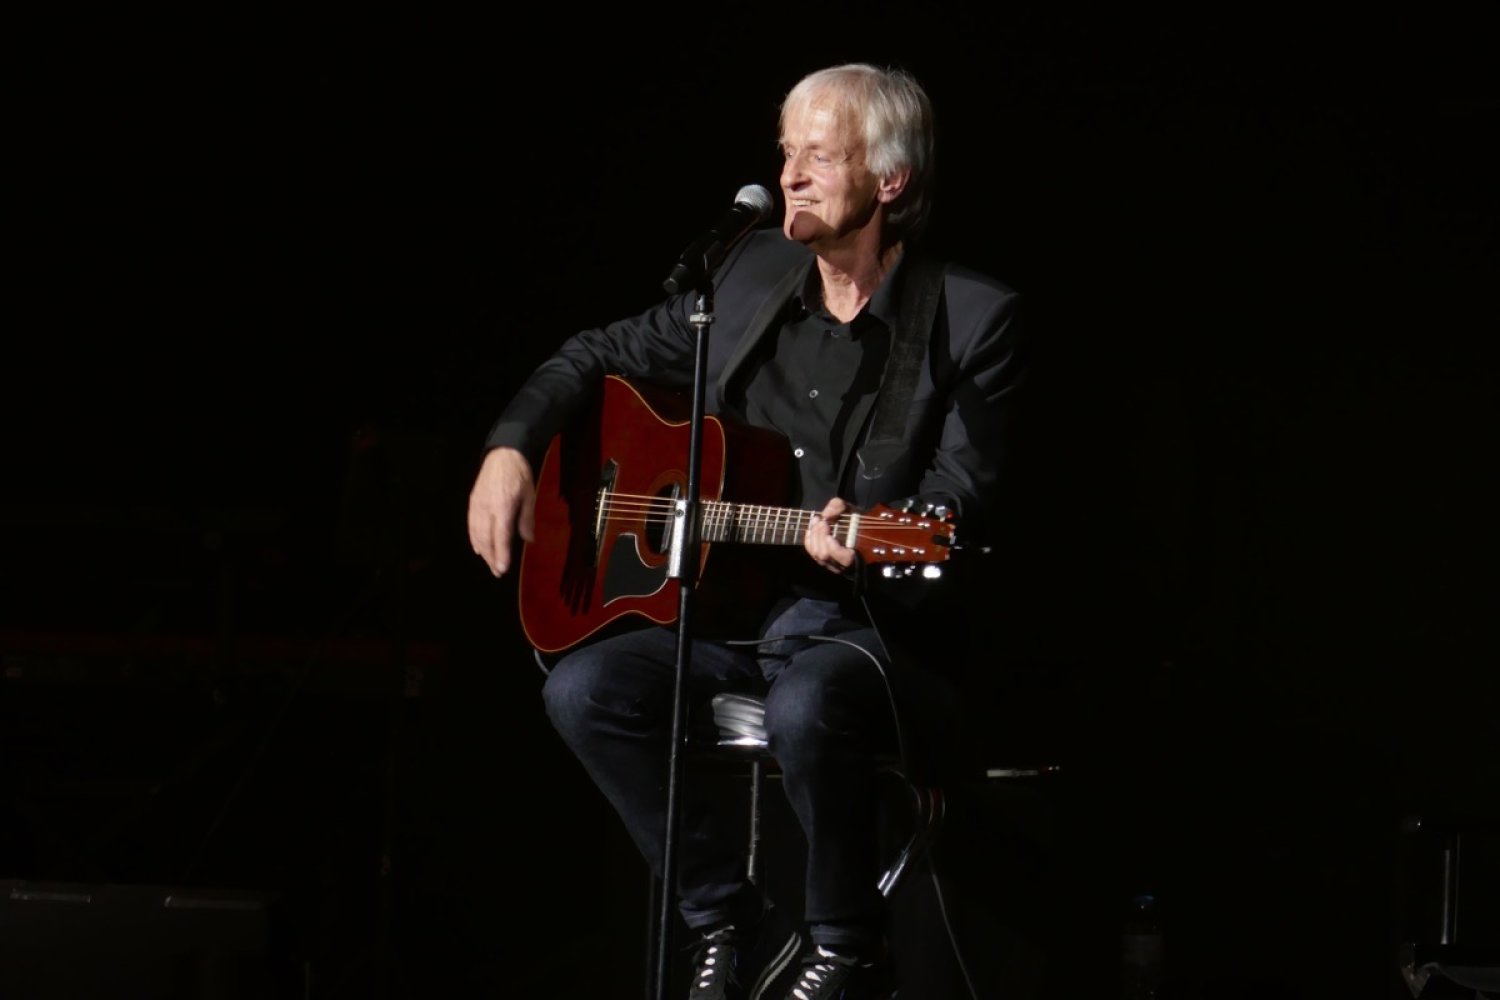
<box><xmin>850</xmin><ymin>502</ymin><xmax>957</xmax><ymax>578</ymax></box>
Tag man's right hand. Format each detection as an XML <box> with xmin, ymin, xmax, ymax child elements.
<box><xmin>467</xmin><ymin>446</ymin><xmax>536</xmax><ymax>577</ymax></box>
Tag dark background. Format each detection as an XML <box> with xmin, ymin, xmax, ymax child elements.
<box><xmin>4</xmin><ymin>7</ymin><xmax>1496</xmax><ymax>999</ymax></box>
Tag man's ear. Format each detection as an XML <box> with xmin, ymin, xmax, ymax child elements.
<box><xmin>877</xmin><ymin>168</ymin><xmax>910</xmax><ymax>204</ymax></box>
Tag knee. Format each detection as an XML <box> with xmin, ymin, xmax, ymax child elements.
<box><xmin>540</xmin><ymin>653</ymin><xmax>614</xmax><ymax>742</ymax></box>
<box><xmin>541</xmin><ymin>646</ymin><xmax>671</xmax><ymax>747</ymax></box>
<box><xmin>762</xmin><ymin>657</ymin><xmax>889</xmax><ymax>765</ymax></box>
<box><xmin>761</xmin><ymin>672</ymin><xmax>841</xmax><ymax>763</ymax></box>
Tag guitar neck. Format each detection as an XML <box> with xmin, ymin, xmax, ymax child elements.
<box><xmin>701</xmin><ymin>500</ymin><xmax>858</xmax><ymax>547</ymax></box>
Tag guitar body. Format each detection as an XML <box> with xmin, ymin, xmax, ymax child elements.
<box><xmin>519</xmin><ymin>376</ymin><xmax>794</xmax><ymax>654</ymax></box>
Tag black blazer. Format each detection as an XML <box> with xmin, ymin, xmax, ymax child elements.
<box><xmin>486</xmin><ymin>228</ymin><xmax>1024</xmax><ymax>533</ymax></box>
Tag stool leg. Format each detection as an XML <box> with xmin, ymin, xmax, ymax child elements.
<box><xmin>1440</xmin><ymin>831</ymin><xmax>1460</xmax><ymax>946</ymax></box>
<box><xmin>747</xmin><ymin>758</ymin><xmax>764</xmax><ymax>887</ymax></box>
<box><xmin>877</xmin><ymin>778</ymin><xmax>945</xmax><ymax>898</ymax></box>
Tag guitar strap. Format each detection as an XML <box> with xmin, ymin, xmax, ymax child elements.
<box><xmin>856</xmin><ymin>254</ymin><xmax>946</xmax><ymax>481</ymax></box>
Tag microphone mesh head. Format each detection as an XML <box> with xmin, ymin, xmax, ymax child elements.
<box><xmin>734</xmin><ymin>183</ymin><xmax>775</xmax><ymax>219</ymax></box>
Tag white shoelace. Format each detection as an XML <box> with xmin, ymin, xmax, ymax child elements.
<box><xmin>791</xmin><ymin>946</ymin><xmax>843</xmax><ymax>1000</ymax></box>
<box><xmin>697</xmin><ymin>943</ymin><xmax>722</xmax><ymax>990</ymax></box>
<box><xmin>692</xmin><ymin>930</ymin><xmax>734</xmax><ymax>996</ymax></box>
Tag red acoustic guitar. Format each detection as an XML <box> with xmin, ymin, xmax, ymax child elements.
<box><xmin>518</xmin><ymin>375</ymin><xmax>957</xmax><ymax>654</ymax></box>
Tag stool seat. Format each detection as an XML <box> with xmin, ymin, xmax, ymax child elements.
<box><xmin>708</xmin><ymin>692</ymin><xmax>772</xmax><ymax>749</ymax></box>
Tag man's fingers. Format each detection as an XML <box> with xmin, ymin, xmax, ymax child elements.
<box><xmin>804</xmin><ymin>498</ymin><xmax>855</xmax><ymax>574</ymax></box>
<box><xmin>466</xmin><ymin>447</ymin><xmax>535</xmax><ymax>578</ymax></box>
<box><xmin>518</xmin><ymin>489</ymin><xmax>537</xmax><ymax>544</ymax></box>
<box><xmin>492</xmin><ymin>520</ymin><xmax>514</xmax><ymax>577</ymax></box>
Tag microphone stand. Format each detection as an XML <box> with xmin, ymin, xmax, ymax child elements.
<box><xmin>653</xmin><ymin>279</ymin><xmax>714</xmax><ymax>1000</ymax></box>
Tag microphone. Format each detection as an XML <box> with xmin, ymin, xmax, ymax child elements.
<box><xmin>662</xmin><ymin>184</ymin><xmax>775</xmax><ymax>295</ymax></box>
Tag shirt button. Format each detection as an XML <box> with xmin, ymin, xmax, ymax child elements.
<box><xmin>793</xmin><ymin>447</ymin><xmax>805</xmax><ymax>458</ymax></box>
<box><xmin>808</xmin><ymin>388</ymin><xmax>819</xmax><ymax>399</ymax></box>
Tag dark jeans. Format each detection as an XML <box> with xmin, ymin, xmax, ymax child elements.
<box><xmin>540</xmin><ymin>598</ymin><xmax>895</xmax><ymax>952</ymax></box>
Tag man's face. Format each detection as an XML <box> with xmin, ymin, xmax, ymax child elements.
<box><xmin>778</xmin><ymin>99</ymin><xmax>886</xmax><ymax>253</ymax></box>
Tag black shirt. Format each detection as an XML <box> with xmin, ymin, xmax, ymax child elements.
<box><xmin>739</xmin><ymin>261</ymin><xmax>900</xmax><ymax>508</ymax></box>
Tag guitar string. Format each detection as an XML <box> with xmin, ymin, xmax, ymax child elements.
<box><xmin>593</xmin><ymin>507</ymin><xmax>941</xmax><ymax>541</ymax></box>
<box><xmin>590</xmin><ymin>496</ymin><xmax>948</xmax><ymax>550</ymax></box>
<box><xmin>593</xmin><ymin>492</ymin><xmax>946</xmax><ymax>532</ymax></box>
<box><xmin>594</xmin><ymin>498</ymin><xmax>846</xmax><ymax>526</ymax></box>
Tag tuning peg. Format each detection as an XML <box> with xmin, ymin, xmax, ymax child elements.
<box><xmin>892</xmin><ymin>494</ymin><xmax>954</xmax><ymax>520</ymax></box>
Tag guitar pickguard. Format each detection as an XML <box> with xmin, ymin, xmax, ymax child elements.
<box><xmin>601</xmin><ymin>532</ymin><xmax>670</xmax><ymax>607</ymax></box>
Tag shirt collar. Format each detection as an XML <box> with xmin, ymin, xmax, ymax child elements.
<box><xmin>790</xmin><ymin>250</ymin><xmax>907</xmax><ymax>333</ymax></box>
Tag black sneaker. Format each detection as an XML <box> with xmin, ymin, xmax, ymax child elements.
<box><xmin>687</xmin><ymin>905</ymin><xmax>803</xmax><ymax>1000</ymax></box>
<box><xmin>782</xmin><ymin>945</ymin><xmax>896</xmax><ymax>1000</ymax></box>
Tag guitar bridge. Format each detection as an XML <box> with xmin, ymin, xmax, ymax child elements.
<box><xmin>593</xmin><ymin>459</ymin><xmax>618</xmax><ymax>566</ymax></box>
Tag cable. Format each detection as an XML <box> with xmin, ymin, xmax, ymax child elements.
<box><xmin>928</xmin><ymin>851</ymin><xmax>984</xmax><ymax>1000</ymax></box>
<box><xmin>860</xmin><ymin>594</ymin><xmax>984</xmax><ymax>1000</ymax></box>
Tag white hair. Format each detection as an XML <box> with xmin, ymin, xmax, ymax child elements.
<box><xmin>780</xmin><ymin>63</ymin><xmax>935</xmax><ymax>239</ymax></box>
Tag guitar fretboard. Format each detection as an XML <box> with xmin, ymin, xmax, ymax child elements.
<box><xmin>701</xmin><ymin>500</ymin><xmax>859</xmax><ymax>547</ymax></box>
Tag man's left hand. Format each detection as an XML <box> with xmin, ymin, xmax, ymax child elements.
<box><xmin>804</xmin><ymin>497</ymin><xmax>858</xmax><ymax>575</ymax></box>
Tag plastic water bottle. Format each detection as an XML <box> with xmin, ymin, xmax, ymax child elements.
<box><xmin>1121</xmin><ymin>893</ymin><xmax>1164</xmax><ymax>999</ymax></box>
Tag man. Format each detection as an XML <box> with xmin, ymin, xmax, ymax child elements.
<box><xmin>468</xmin><ymin>63</ymin><xmax>1023</xmax><ymax>1000</ymax></box>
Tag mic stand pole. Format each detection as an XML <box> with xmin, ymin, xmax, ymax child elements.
<box><xmin>653</xmin><ymin>281</ymin><xmax>715</xmax><ymax>1000</ymax></box>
